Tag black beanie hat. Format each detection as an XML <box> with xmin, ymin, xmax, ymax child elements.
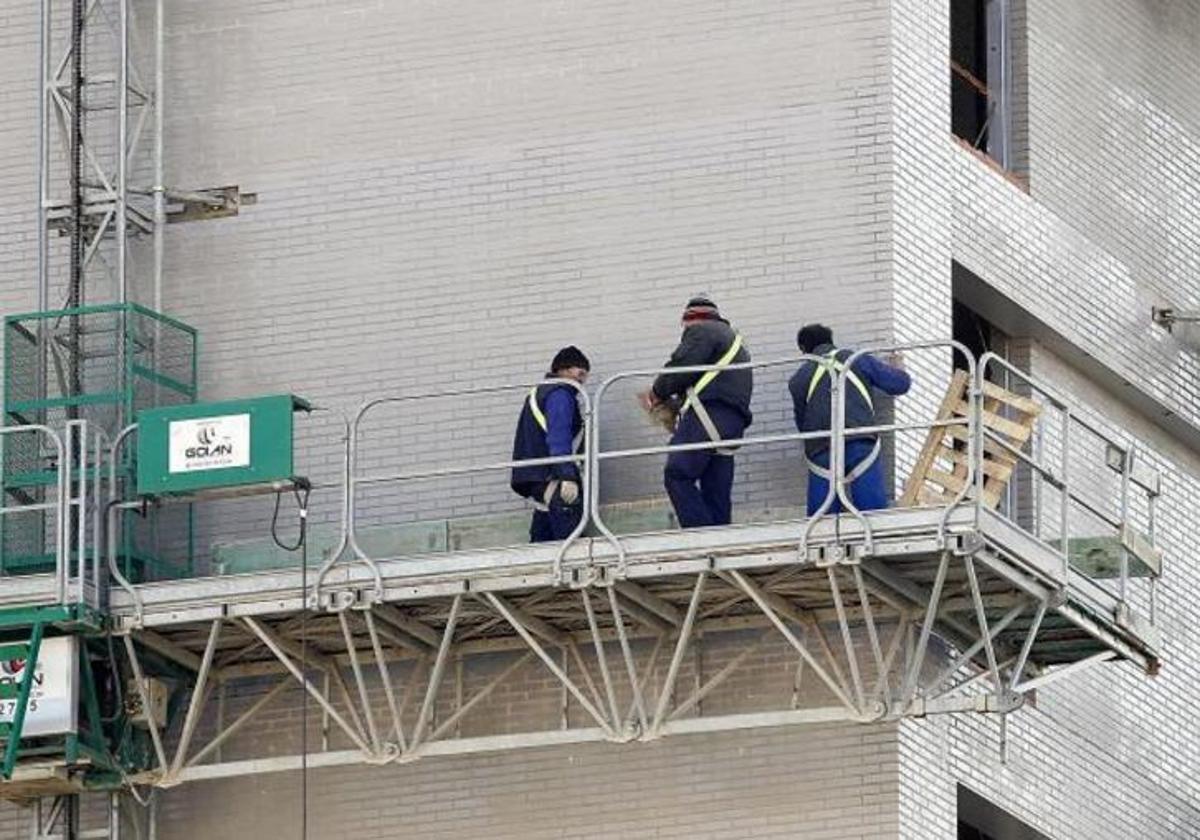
<box><xmin>683</xmin><ymin>295</ymin><xmax>720</xmax><ymax>321</ymax></box>
<box><xmin>551</xmin><ymin>345</ymin><xmax>591</xmax><ymax>373</ymax></box>
<box><xmin>796</xmin><ymin>323</ymin><xmax>833</xmax><ymax>353</ymax></box>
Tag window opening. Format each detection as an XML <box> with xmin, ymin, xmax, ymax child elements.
<box><xmin>958</xmin><ymin>785</ymin><xmax>1051</xmax><ymax>840</ymax></box>
<box><xmin>951</xmin><ymin>0</ymin><xmax>1014</xmax><ymax>168</ymax></box>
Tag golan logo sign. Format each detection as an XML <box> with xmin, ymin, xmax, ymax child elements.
<box><xmin>169</xmin><ymin>413</ymin><xmax>251</xmax><ymax>473</ymax></box>
<box><xmin>0</xmin><ymin>637</ymin><xmax>78</xmax><ymax>737</ymax></box>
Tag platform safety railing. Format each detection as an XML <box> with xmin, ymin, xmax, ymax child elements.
<box><xmin>65</xmin><ymin>342</ymin><xmax>1161</xmax><ymax>633</ymax></box>
<box><xmin>590</xmin><ymin>352</ymin><xmax>828</xmax><ymax>572</ymax></box>
<box><xmin>0</xmin><ymin>424</ymin><xmax>69</xmax><ymax>603</ymax></box>
<box><xmin>818</xmin><ymin>341</ymin><xmax>980</xmax><ymax>557</ymax></box>
<box><xmin>315</xmin><ymin>378</ymin><xmax>592</xmax><ymax>601</ymax></box>
<box><xmin>977</xmin><ymin>352</ymin><xmax>1160</xmax><ymax>623</ymax></box>
<box><xmin>588</xmin><ymin>341</ymin><xmax>980</xmax><ymax>568</ymax></box>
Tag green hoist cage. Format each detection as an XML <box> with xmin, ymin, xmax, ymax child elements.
<box><xmin>2</xmin><ymin>303</ymin><xmax>199</xmax><ymax>581</ymax></box>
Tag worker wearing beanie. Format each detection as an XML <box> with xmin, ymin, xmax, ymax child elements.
<box><xmin>640</xmin><ymin>296</ymin><xmax>753</xmax><ymax>528</ymax></box>
<box><xmin>788</xmin><ymin>323</ymin><xmax>911</xmax><ymax>515</ymax></box>
<box><xmin>511</xmin><ymin>346</ymin><xmax>590</xmax><ymax>542</ymax></box>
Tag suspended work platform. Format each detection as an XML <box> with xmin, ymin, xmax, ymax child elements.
<box><xmin>0</xmin><ymin>341</ymin><xmax>1166</xmax><ymax>794</ymax></box>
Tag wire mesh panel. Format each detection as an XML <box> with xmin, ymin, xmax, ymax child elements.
<box><xmin>1</xmin><ymin>304</ymin><xmax>198</xmax><ymax>578</ymax></box>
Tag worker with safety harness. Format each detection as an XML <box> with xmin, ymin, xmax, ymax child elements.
<box><xmin>789</xmin><ymin>323</ymin><xmax>910</xmax><ymax>515</ymax></box>
<box><xmin>640</xmin><ymin>296</ymin><xmax>753</xmax><ymax>528</ymax></box>
<box><xmin>511</xmin><ymin>346</ymin><xmax>590</xmax><ymax>542</ymax></box>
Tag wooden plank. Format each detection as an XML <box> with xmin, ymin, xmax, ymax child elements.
<box><xmin>926</xmin><ymin>467</ymin><xmax>967</xmax><ymax>493</ymax></box>
<box><xmin>981</xmin><ymin>380</ymin><xmax>1041</xmax><ymax>416</ymax></box>
<box><xmin>940</xmin><ymin>445</ymin><xmax>1015</xmax><ymax>482</ymax></box>
<box><xmin>955</xmin><ymin>401</ymin><xmax>1032</xmax><ymax>443</ymax></box>
<box><xmin>926</xmin><ymin>468</ymin><xmax>1006</xmax><ymax>509</ymax></box>
<box><xmin>944</xmin><ymin>425</ymin><xmax>1018</xmax><ymax>463</ymax></box>
<box><xmin>899</xmin><ymin>370</ymin><xmax>970</xmax><ymax>506</ymax></box>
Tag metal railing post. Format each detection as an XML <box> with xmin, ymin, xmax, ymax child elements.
<box><xmin>1060</xmin><ymin>407</ymin><xmax>1071</xmax><ymax>583</ymax></box>
<box><xmin>1117</xmin><ymin>442</ymin><xmax>1134</xmax><ymax>605</ymax></box>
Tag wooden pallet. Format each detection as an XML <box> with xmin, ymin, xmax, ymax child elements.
<box><xmin>899</xmin><ymin>369</ymin><xmax>1041</xmax><ymax>509</ymax></box>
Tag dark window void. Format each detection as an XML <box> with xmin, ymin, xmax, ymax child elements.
<box><xmin>953</xmin><ymin>298</ymin><xmax>1008</xmax><ymax>379</ymax></box>
<box><xmin>958</xmin><ymin>785</ymin><xmax>1052</xmax><ymax>840</ymax></box>
<box><xmin>951</xmin><ymin>0</ymin><xmax>1014</xmax><ymax>168</ymax></box>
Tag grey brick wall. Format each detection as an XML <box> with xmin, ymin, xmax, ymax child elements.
<box><xmin>0</xmin><ymin>0</ymin><xmax>1198</xmax><ymax>838</ymax></box>
<box><xmin>155</xmin><ymin>723</ymin><xmax>899</xmax><ymax>840</ymax></box>
<box><xmin>119</xmin><ymin>0</ymin><xmax>901</xmax><ymax>558</ymax></box>
<box><xmin>900</xmin><ymin>0</ymin><xmax>1200</xmax><ymax>838</ymax></box>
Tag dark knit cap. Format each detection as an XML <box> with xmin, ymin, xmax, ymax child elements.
<box><xmin>551</xmin><ymin>345</ymin><xmax>591</xmax><ymax>373</ymax></box>
<box><xmin>796</xmin><ymin>323</ymin><xmax>834</xmax><ymax>353</ymax></box>
<box><xmin>683</xmin><ymin>295</ymin><xmax>720</xmax><ymax>320</ymax></box>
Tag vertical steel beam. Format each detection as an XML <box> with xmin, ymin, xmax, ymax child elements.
<box><xmin>728</xmin><ymin>570</ymin><xmax>856</xmax><ymax>712</ymax></box>
<box><xmin>168</xmin><ymin>619</ymin><xmax>221</xmax><ymax>777</ymax></box>
<box><xmin>242</xmin><ymin>618</ymin><xmax>371</xmax><ymax>754</ymax></box>
<box><xmin>650</xmin><ymin>573</ymin><xmax>706</xmax><ymax>733</ymax></box>
<box><xmin>580</xmin><ymin>590</ymin><xmax>621</xmax><ymax>729</ymax></box>
<box><xmin>338</xmin><ymin>611</ymin><xmax>380</xmax><ymax>751</ymax></box>
<box><xmin>606</xmin><ymin>587</ymin><xmax>648</xmax><ymax>733</ymax></box>
<box><xmin>37</xmin><ymin>0</ymin><xmax>51</xmax><ymax>311</ymax></box>
<box><xmin>1008</xmin><ymin>598</ymin><xmax>1048</xmax><ymax>691</ymax></box>
<box><xmin>485</xmin><ymin>592</ymin><xmax>615</xmax><ymax>736</ymax></box>
<box><xmin>363</xmin><ymin>609</ymin><xmax>406</xmax><ymax>751</ymax></box>
<box><xmin>964</xmin><ymin>557</ymin><xmax>1002</xmax><ymax>686</ymax></box>
<box><xmin>900</xmin><ymin>550</ymin><xmax>951</xmax><ymax>706</ymax></box>
<box><xmin>410</xmin><ymin>595</ymin><xmax>461</xmax><ymax>748</ymax></box>
<box><xmin>116</xmin><ymin>0</ymin><xmax>128</xmax><ymax>303</ymax></box>
<box><xmin>826</xmin><ymin>567</ymin><xmax>865</xmax><ymax>710</ymax></box>
<box><xmin>152</xmin><ymin>0</ymin><xmax>165</xmax><ymax>311</ymax></box>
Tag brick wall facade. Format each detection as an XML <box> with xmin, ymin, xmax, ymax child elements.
<box><xmin>0</xmin><ymin>0</ymin><xmax>1198</xmax><ymax>837</ymax></box>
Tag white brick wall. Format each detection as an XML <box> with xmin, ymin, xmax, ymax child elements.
<box><xmin>0</xmin><ymin>0</ymin><xmax>1198</xmax><ymax>838</ymax></box>
<box><xmin>900</xmin><ymin>1</ymin><xmax>1200</xmax><ymax>838</ymax></box>
<box><xmin>151</xmin><ymin>724</ymin><xmax>899</xmax><ymax>840</ymax></box>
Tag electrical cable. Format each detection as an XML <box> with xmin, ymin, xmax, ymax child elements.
<box><xmin>270</xmin><ymin>482</ymin><xmax>311</xmax><ymax>839</ymax></box>
<box><xmin>271</xmin><ymin>484</ymin><xmax>311</xmax><ymax>552</ymax></box>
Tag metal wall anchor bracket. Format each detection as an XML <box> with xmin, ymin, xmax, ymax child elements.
<box><xmin>815</xmin><ymin>544</ymin><xmax>846</xmax><ymax>568</ymax></box>
<box><xmin>956</xmin><ymin>533</ymin><xmax>985</xmax><ymax>557</ymax></box>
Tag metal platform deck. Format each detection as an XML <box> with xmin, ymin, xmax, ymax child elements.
<box><xmin>90</xmin><ymin>504</ymin><xmax>1160</xmax><ymax>787</ymax></box>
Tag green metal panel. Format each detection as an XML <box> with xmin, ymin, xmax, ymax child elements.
<box><xmin>136</xmin><ymin>394</ymin><xmax>306</xmax><ymax>495</ymax></box>
<box><xmin>2</xmin><ymin>303</ymin><xmax>199</xmax><ymax>579</ymax></box>
<box><xmin>0</xmin><ymin>622</ymin><xmax>42</xmax><ymax>779</ymax></box>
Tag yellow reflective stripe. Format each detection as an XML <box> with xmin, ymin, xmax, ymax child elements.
<box><xmin>528</xmin><ymin>387</ymin><xmax>548</xmax><ymax>432</ymax></box>
<box><xmin>806</xmin><ymin>352</ymin><xmax>873</xmax><ymax>410</ymax></box>
<box><xmin>683</xmin><ymin>333</ymin><xmax>743</xmax><ymax>413</ymax></box>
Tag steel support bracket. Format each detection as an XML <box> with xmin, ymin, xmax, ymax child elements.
<box><xmin>955</xmin><ymin>532</ymin><xmax>985</xmax><ymax>557</ymax></box>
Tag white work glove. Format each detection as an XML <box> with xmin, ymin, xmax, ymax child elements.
<box><xmin>559</xmin><ymin>480</ymin><xmax>580</xmax><ymax>505</ymax></box>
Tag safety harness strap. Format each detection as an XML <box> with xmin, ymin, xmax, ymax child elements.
<box><xmin>681</xmin><ymin>333</ymin><xmax>744</xmax><ymax>418</ymax></box>
<box><xmin>529</xmin><ymin>387</ymin><xmax>585</xmax><ymax>452</ymax></box>
<box><xmin>806</xmin><ymin>350</ymin><xmax>874</xmax><ymax>410</ymax></box>
<box><xmin>677</xmin><ymin>333</ymin><xmax>743</xmax><ymax>454</ymax></box>
<box><xmin>806</xmin><ymin>438</ymin><xmax>881</xmax><ymax>484</ymax></box>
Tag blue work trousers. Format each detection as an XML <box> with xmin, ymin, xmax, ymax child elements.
<box><xmin>530</xmin><ymin>483</ymin><xmax>583</xmax><ymax>543</ymax></box>
<box><xmin>806</xmin><ymin>439</ymin><xmax>887</xmax><ymax>516</ymax></box>
<box><xmin>664</xmin><ymin>402</ymin><xmax>746</xmax><ymax>529</ymax></box>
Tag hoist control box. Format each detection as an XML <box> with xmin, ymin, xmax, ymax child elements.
<box><xmin>136</xmin><ymin>394</ymin><xmax>310</xmax><ymax>496</ymax></box>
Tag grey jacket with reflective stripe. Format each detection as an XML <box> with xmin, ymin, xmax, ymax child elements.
<box><xmin>651</xmin><ymin>318</ymin><xmax>753</xmax><ymax>425</ymax></box>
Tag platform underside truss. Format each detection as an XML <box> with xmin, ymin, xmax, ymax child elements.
<box><xmin>79</xmin><ymin>507</ymin><xmax>1156</xmax><ymax>788</ymax></box>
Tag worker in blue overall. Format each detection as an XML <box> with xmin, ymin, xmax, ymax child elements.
<box><xmin>789</xmin><ymin>323</ymin><xmax>911</xmax><ymax>515</ymax></box>
<box><xmin>640</xmin><ymin>296</ymin><xmax>753</xmax><ymax>528</ymax></box>
<box><xmin>511</xmin><ymin>346</ymin><xmax>590</xmax><ymax>542</ymax></box>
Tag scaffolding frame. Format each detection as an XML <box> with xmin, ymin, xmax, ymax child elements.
<box><xmin>38</xmin><ymin>0</ymin><xmax>166</xmax><ymax>313</ymax></box>
<box><xmin>92</xmin><ymin>343</ymin><xmax>1161</xmax><ymax>788</ymax></box>
<box><xmin>0</xmin><ymin>343</ymin><xmax>1164</xmax><ymax>794</ymax></box>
